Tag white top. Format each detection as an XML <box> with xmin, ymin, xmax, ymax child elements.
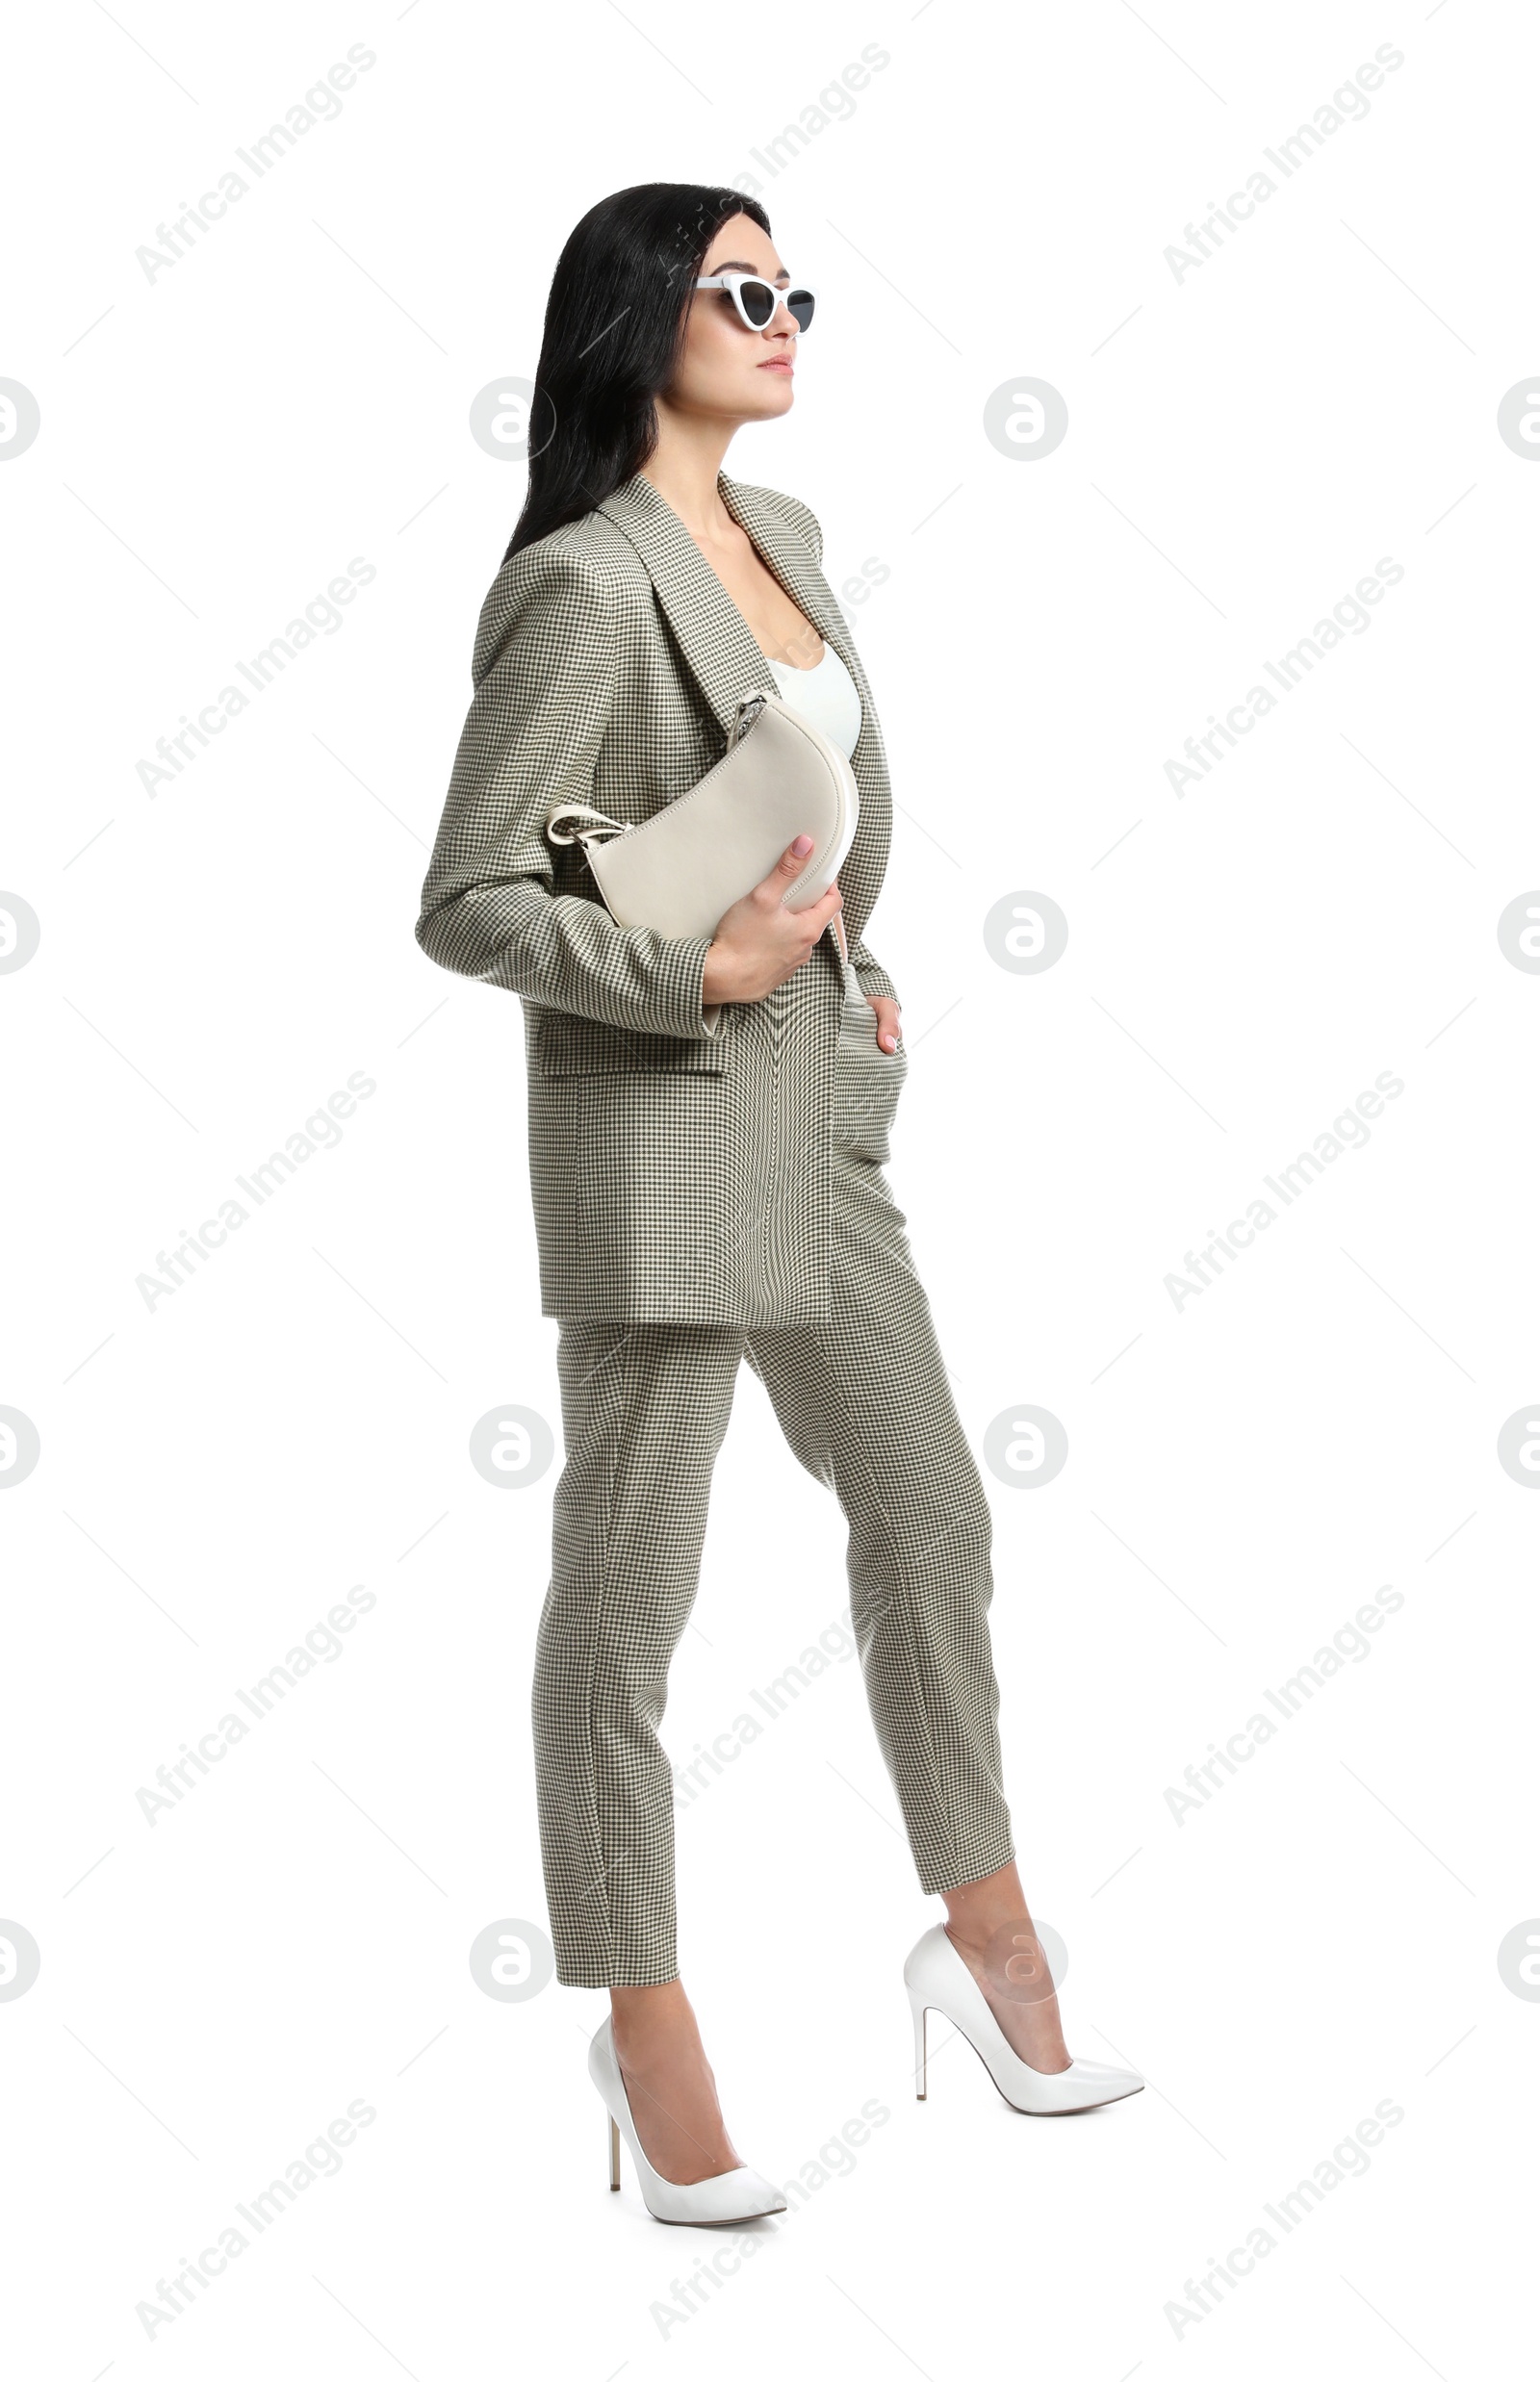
<box><xmin>765</xmin><ymin>639</ymin><xmax>862</xmax><ymax>759</ymax></box>
<box><xmin>765</xmin><ymin>641</ymin><xmax>869</xmax><ymax>1009</ymax></box>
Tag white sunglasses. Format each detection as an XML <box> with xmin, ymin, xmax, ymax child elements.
<box><xmin>693</xmin><ymin>272</ymin><xmax>816</xmax><ymax>334</ymax></box>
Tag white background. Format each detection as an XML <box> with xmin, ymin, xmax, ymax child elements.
<box><xmin>4</xmin><ymin>1</ymin><xmax>1535</xmax><ymax>2373</ymax></box>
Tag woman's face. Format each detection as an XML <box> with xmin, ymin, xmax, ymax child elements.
<box><xmin>666</xmin><ymin>212</ymin><xmax>802</xmax><ymax>426</ymax></box>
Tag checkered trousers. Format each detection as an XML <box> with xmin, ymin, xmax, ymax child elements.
<box><xmin>531</xmin><ymin>997</ymin><xmax>1015</xmax><ymax>1986</ymax></box>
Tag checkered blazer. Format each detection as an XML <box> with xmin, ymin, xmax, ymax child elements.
<box><xmin>414</xmin><ymin>467</ymin><xmax>899</xmax><ymax>1325</ymax></box>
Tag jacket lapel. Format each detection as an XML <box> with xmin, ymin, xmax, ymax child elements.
<box><xmin>596</xmin><ymin>471</ymin><xmax>770</xmax><ymax>740</ymax></box>
<box><xmin>719</xmin><ymin>474</ymin><xmax>886</xmax><ymax>784</ymax></box>
<box><xmin>595</xmin><ymin>470</ymin><xmax>883</xmax><ymax>781</ymax></box>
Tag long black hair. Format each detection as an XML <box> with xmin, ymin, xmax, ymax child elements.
<box><xmin>504</xmin><ymin>182</ymin><xmax>772</xmax><ymax>562</ymax></box>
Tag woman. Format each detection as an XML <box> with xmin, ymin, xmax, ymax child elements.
<box><xmin>415</xmin><ymin>183</ymin><xmax>1142</xmax><ymax>2224</ymax></box>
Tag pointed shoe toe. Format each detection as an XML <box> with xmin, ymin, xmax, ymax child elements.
<box><xmin>904</xmin><ymin>1922</ymin><xmax>1144</xmax><ymax>2115</ymax></box>
<box><xmin>588</xmin><ymin>2016</ymin><xmax>787</xmax><ymax>2226</ymax></box>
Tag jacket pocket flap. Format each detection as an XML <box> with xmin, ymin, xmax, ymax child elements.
<box><xmin>534</xmin><ymin>1011</ymin><xmax>728</xmax><ymax>1076</ymax></box>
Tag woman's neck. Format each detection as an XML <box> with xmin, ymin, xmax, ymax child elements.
<box><xmin>637</xmin><ymin>413</ymin><xmax>737</xmax><ymax>542</ymax></box>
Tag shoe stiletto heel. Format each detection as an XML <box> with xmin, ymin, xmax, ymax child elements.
<box><xmin>909</xmin><ymin>1986</ymin><xmax>928</xmax><ymax>2100</ymax></box>
<box><xmin>588</xmin><ymin>2015</ymin><xmax>787</xmax><ymax>2227</ymax></box>
<box><xmin>902</xmin><ymin>1925</ymin><xmax>1144</xmax><ymax>2116</ymax></box>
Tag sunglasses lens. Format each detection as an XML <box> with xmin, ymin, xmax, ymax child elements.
<box><xmin>785</xmin><ymin>288</ymin><xmax>814</xmax><ymax>332</ymax></box>
<box><xmin>738</xmin><ymin>278</ymin><xmax>778</xmax><ymax>327</ymax></box>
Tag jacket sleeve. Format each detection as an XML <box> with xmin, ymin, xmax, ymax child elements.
<box><xmin>414</xmin><ymin>544</ymin><xmax>722</xmax><ymax>1038</ymax></box>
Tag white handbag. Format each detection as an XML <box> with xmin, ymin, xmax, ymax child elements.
<box><xmin>545</xmin><ymin>688</ymin><xmax>860</xmax><ymax>957</ymax></box>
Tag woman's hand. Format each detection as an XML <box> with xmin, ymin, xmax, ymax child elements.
<box><xmin>867</xmin><ymin>996</ymin><xmax>902</xmax><ymax>1054</ymax></box>
<box><xmin>702</xmin><ymin>834</ymin><xmax>845</xmax><ymax>1006</ymax></box>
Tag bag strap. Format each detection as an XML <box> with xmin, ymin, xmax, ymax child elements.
<box><xmin>730</xmin><ymin>688</ymin><xmax>776</xmax><ymax>747</ymax></box>
<box><xmin>545</xmin><ymin>802</ymin><xmax>630</xmax><ymax>849</ymax></box>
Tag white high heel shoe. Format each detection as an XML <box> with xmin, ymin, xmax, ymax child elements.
<box><xmin>588</xmin><ymin>2015</ymin><xmax>787</xmax><ymax>2226</ymax></box>
<box><xmin>904</xmin><ymin>1924</ymin><xmax>1144</xmax><ymax>2114</ymax></box>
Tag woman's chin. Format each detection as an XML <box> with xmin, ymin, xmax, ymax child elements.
<box><xmin>744</xmin><ymin>374</ymin><xmax>796</xmax><ymax>420</ymax></box>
